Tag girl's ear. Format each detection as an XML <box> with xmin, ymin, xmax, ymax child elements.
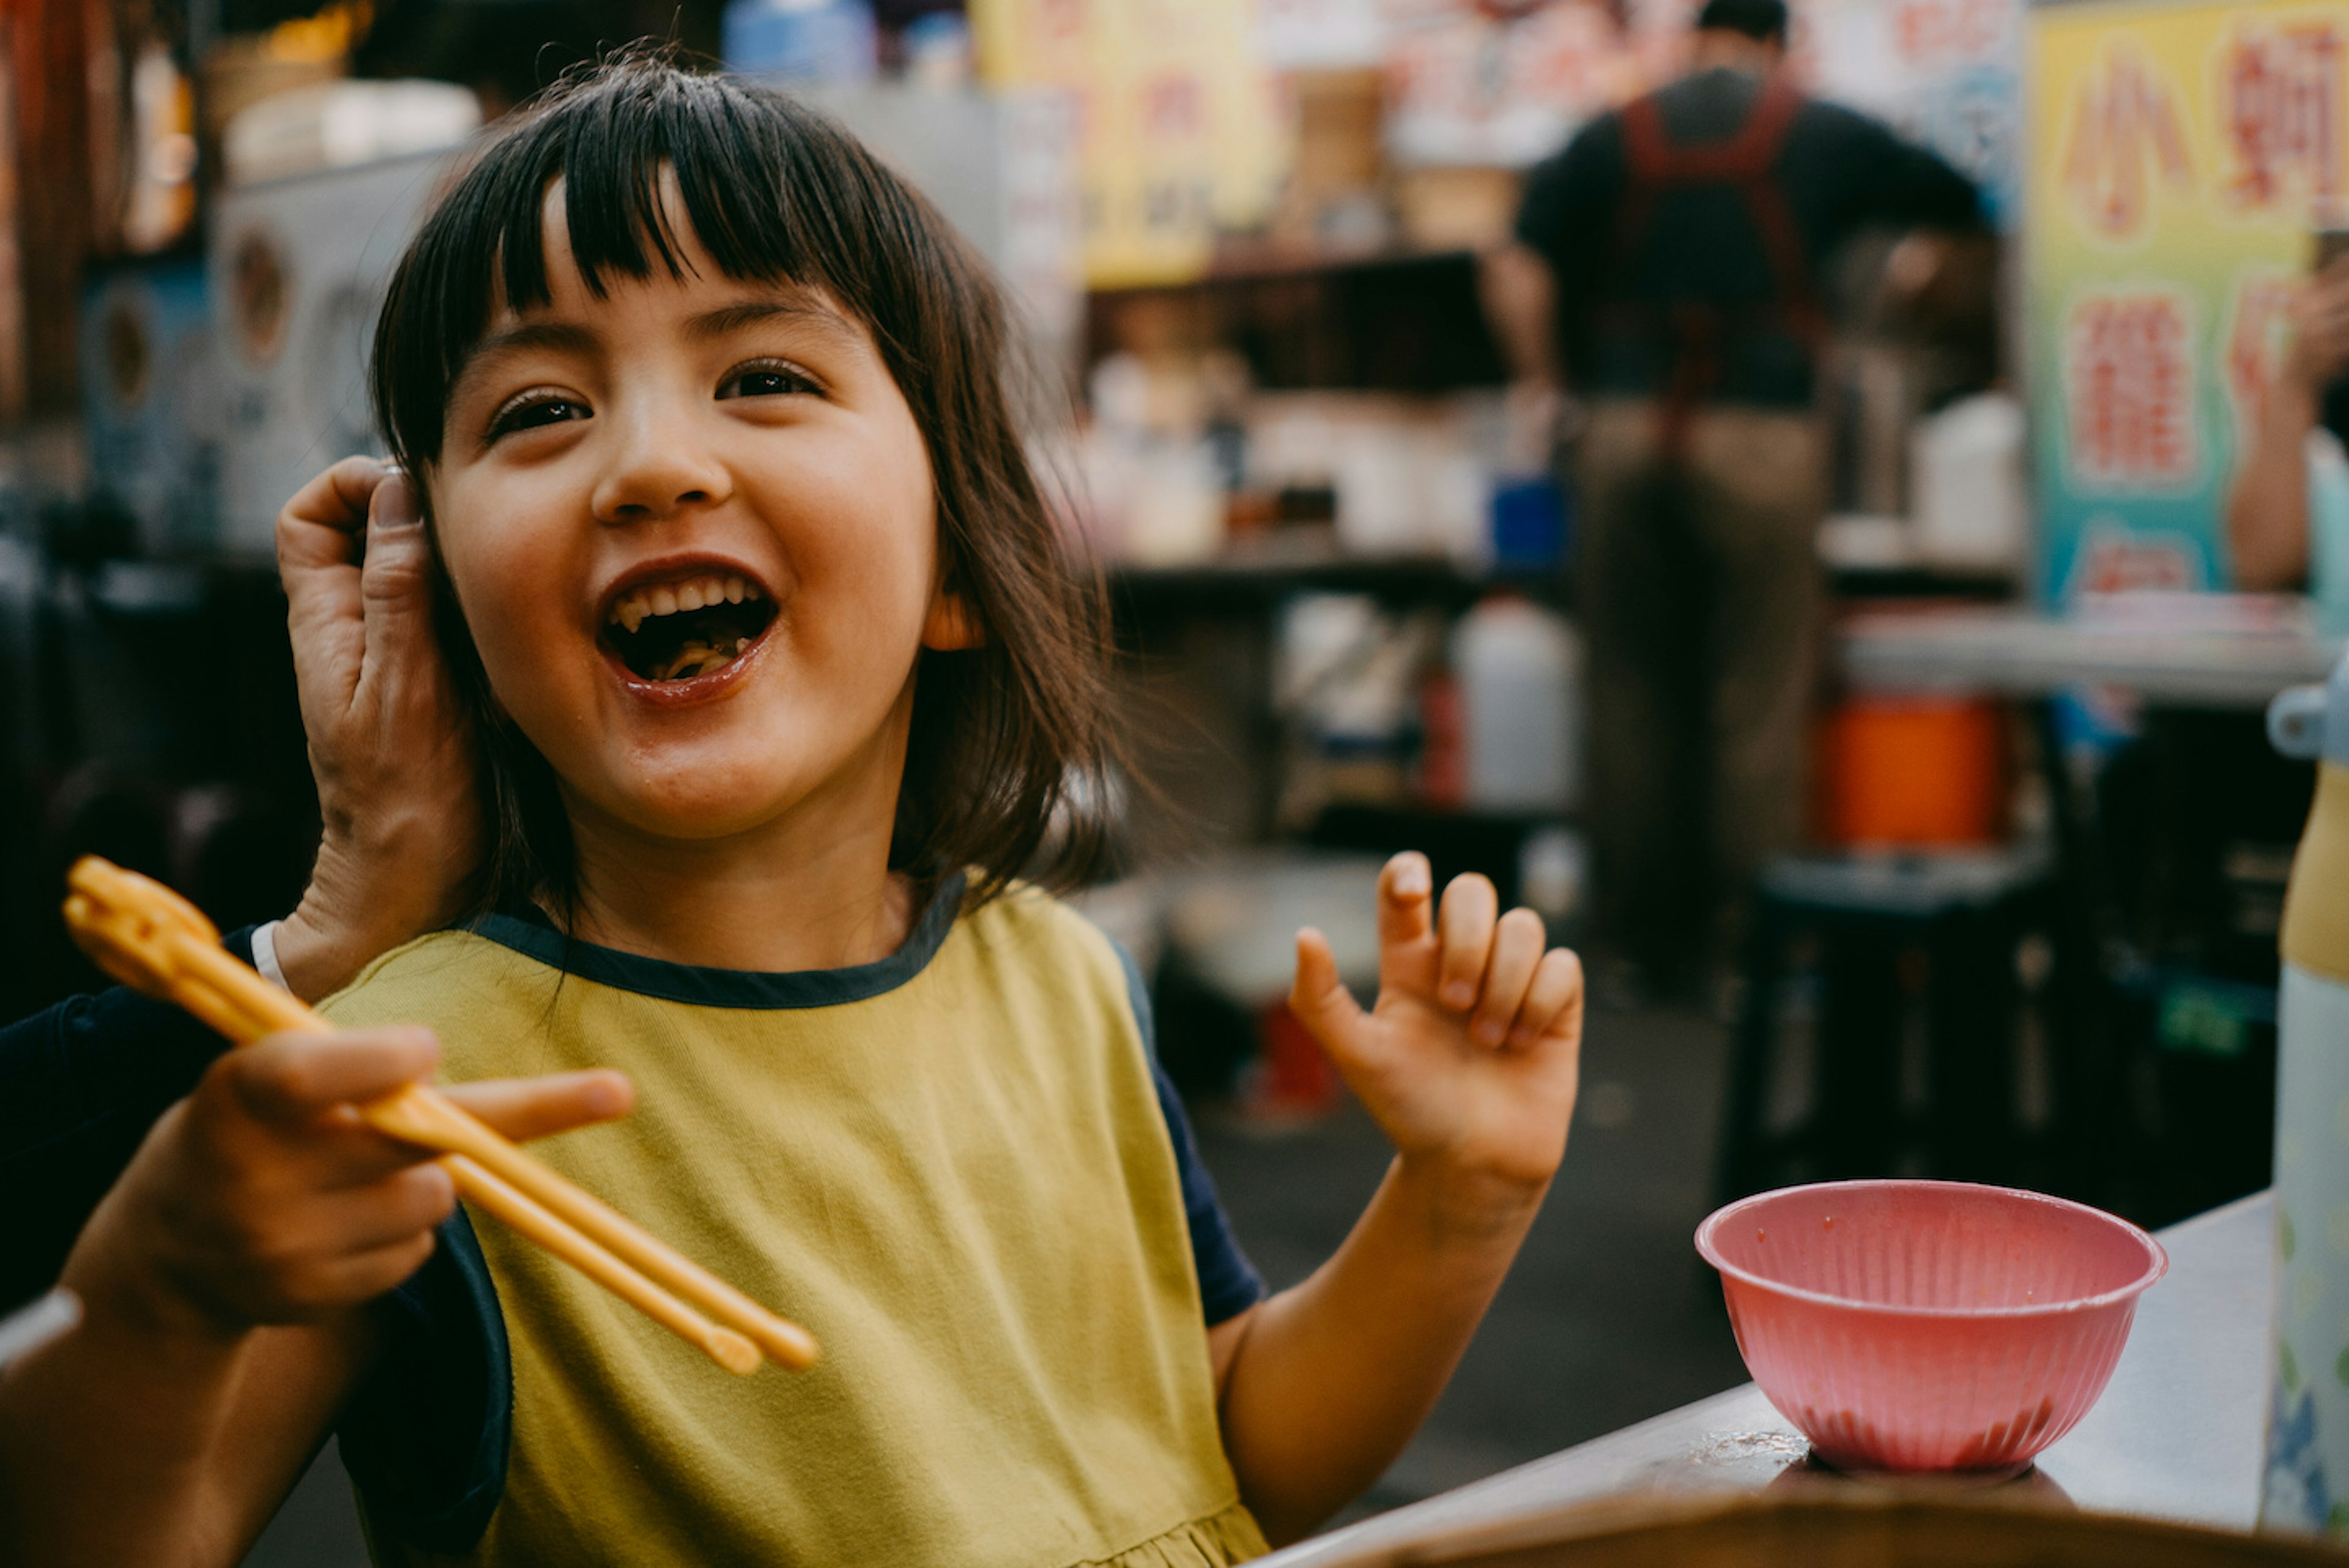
<box><xmin>921</xmin><ymin>589</ymin><xmax>985</xmax><ymax>651</ymax></box>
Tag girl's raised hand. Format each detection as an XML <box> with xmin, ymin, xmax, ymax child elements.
<box><xmin>1288</xmin><ymin>852</ymin><xmax>1582</xmax><ymax>1210</ymax></box>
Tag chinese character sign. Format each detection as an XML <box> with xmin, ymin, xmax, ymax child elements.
<box><xmin>973</xmin><ymin>0</ymin><xmax>1280</xmax><ymax>286</ymax></box>
<box><xmin>2221</xmin><ymin>19</ymin><xmax>2345</xmax><ymax>218</ymax></box>
<box><xmin>2060</xmin><ymin>39</ymin><xmax>2194</xmax><ymax>240</ymax></box>
<box><xmin>2028</xmin><ymin>0</ymin><xmax>2349</xmax><ymax>601</ymax></box>
<box><xmin>2065</xmin><ymin>291</ymin><xmax>2198</xmax><ymax>486</ymax></box>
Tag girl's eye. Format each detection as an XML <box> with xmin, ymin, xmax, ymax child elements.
<box><xmin>488</xmin><ymin>394</ymin><xmax>588</xmax><ymax>442</ymax></box>
<box><xmin>718</xmin><ymin>360</ymin><xmax>822</xmax><ymax>401</ymax></box>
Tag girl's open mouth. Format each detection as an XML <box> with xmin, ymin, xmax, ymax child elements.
<box><xmin>600</xmin><ymin>569</ymin><xmax>779</xmax><ymax>685</ymax></box>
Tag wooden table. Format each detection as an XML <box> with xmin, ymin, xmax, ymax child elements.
<box><xmin>1264</xmin><ymin>1191</ymin><xmax>2275</xmax><ymax>1565</ymax></box>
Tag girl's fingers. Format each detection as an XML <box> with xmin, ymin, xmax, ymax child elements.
<box><xmin>1375</xmin><ymin>853</ymin><xmax>1436</xmax><ymax>948</ymax></box>
<box><xmin>1471</xmin><ymin>908</ymin><xmax>1547</xmax><ymax>1047</ymax></box>
<box><xmin>1290</xmin><ymin>927</ymin><xmax>1367</xmax><ymax>1055</ymax></box>
<box><xmin>1436</xmin><ymin>874</ymin><xmax>1498</xmax><ymax>1011</ymax></box>
<box><xmin>440</xmin><ymin>1069</ymin><xmax>636</xmax><ymax>1144</ymax></box>
<box><xmin>291</xmin><ymin>1232</ymin><xmax>442</xmax><ymax>1313</ymax></box>
<box><xmin>1509</xmin><ymin>947</ymin><xmax>1587</xmax><ymax>1051</ymax></box>
<box><xmin>1373</xmin><ymin>852</ymin><xmax>1438</xmax><ymax>998</ymax></box>
<box><xmin>315</xmin><ymin>1162</ymin><xmax>460</xmax><ymax>1249</ymax></box>
<box><xmin>229</xmin><ymin>1028</ymin><xmax>442</xmax><ymax>1126</ymax></box>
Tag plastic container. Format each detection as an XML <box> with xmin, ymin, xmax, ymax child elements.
<box><xmin>2261</xmin><ymin>648</ymin><xmax>2349</xmax><ymax>1534</ymax></box>
<box><xmin>1811</xmin><ymin>696</ymin><xmax>2008</xmax><ymax>847</ymax></box>
<box><xmin>1696</xmin><ymin>1180</ymin><xmax>2167</xmax><ymax>1477</ymax></box>
<box><xmin>723</xmin><ymin>0</ymin><xmax>877</xmax><ymax>83</ymax></box>
<box><xmin>1453</xmin><ymin>595</ymin><xmax>1579</xmax><ymax>813</ymax></box>
<box><xmin>1909</xmin><ymin>392</ymin><xmax>2027</xmax><ymax>573</ymax></box>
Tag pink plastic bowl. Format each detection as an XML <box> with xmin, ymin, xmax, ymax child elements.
<box><xmin>1695</xmin><ymin>1180</ymin><xmax>2168</xmax><ymax>1476</ymax></box>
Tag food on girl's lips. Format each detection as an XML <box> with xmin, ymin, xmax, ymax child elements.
<box><xmin>604</xmin><ymin>572</ymin><xmax>776</xmax><ymax>682</ymax></box>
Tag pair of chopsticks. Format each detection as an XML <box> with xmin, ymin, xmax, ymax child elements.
<box><xmin>62</xmin><ymin>856</ymin><xmax>818</xmax><ymax>1377</ymax></box>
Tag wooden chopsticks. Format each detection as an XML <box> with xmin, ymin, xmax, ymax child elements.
<box><xmin>62</xmin><ymin>856</ymin><xmax>818</xmax><ymax>1377</ymax></box>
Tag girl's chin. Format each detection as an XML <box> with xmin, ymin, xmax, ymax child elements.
<box><xmin>603</xmin><ymin>792</ymin><xmax>814</xmax><ymax>842</ymax></box>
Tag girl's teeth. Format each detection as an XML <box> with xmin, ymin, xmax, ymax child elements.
<box><xmin>608</xmin><ymin>574</ymin><xmax>763</xmax><ymax>634</ymax></box>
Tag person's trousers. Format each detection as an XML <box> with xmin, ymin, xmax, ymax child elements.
<box><xmin>1575</xmin><ymin>399</ymin><xmax>1828</xmax><ymax>986</ymax></box>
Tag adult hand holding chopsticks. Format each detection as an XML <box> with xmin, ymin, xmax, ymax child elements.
<box><xmin>67</xmin><ymin>1025</ymin><xmax>631</xmax><ymax>1334</ymax></box>
<box><xmin>0</xmin><ymin>1028</ymin><xmax>635</xmax><ymax>1568</ymax></box>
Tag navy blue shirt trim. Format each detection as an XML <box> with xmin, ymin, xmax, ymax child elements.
<box><xmin>467</xmin><ymin>871</ymin><xmax>965</xmax><ymax>1011</ymax></box>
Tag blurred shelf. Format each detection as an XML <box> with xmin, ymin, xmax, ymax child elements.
<box><xmin>1093</xmin><ymin>244</ymin><xmax>1481</xmax><ymax>292</ymax></box>
<box><xmin>1837</xmin><ymin>598</ymin><xmax>2342</xmax><ymax>708</ymax></box>
<box><xmin>1828</xmin><ymin>564</ymin><xmax>2018</xmax><ymax>600</ymax></box>
<box><xmin>1086</xmin><ymin>248</ymin><xmax>1506</xmax><ymax>393</ymax></box>
<box><xmin>1110</xmin><ymin>544</ymin><xmax>1565</xmax><ymax>615</ymax></box>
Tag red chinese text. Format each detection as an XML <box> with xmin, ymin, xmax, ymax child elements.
<box><xmin>1890</xmin><ymin>0</ymin><xmax>2006</xmax><ymax>70</ymax></box>
<box><xmin>2221</xmin><ymin>21</ymin><xmax>2345</xmax><ymax>214</ymax></box>
<box><xmin>2063</xmin><ymin>41</ymin><xmax>2194</xmax><ymax>240</ymax></box>
<box><xmin>2068</xmin><ymin>292</ymin><xmax>2197</xmax><ymax>487</ymax></box>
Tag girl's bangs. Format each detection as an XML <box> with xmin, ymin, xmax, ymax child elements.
<box><xmin>397</xmin><ymin>66</ymin><xmax>883</xmax><ymax>467</ymax></box>
<box><xmin>491</xmin><ymin>87</ymin><xmax>838</xmax><ymax>310</ymax></box>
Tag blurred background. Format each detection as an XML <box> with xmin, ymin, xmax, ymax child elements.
<box><xmin>0</xmin><ymin>0</ymin><xmax>2342</xmax><ymax>1559</ymax></box>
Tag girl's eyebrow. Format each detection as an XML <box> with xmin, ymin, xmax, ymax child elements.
<box><xmin>451</xmin><ymin>319</ymin><xmax>601</xmax><ymax>398</ymax></box>
<box><xmin>687</xmin><ymin>297</ymin><xmax>861</xmax><ymax>347</ymax></box>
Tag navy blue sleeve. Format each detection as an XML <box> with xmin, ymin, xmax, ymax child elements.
<box><xmin>0</xmin><ymin>928</ymin><xmax>256</xmax><ymax>1310</ymax></box>
<box><xmin>0</xmin><ymin>931</ymin><xmax>510</xmax><ymax>1553</ymax></box>
<box><xmin>1110</xmin><ymin>940</ymin><xmax>1266</xmax><ymax>1326</ymax></box>
<box><xmin>340</xmin><ymin>1211</ymin><xmax>510</xmax><ymax>1553</ymax></box>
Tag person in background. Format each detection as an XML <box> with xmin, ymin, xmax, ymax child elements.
<box><xmin>2226</xmin><ymin>255</ymin><xmax>2349</xmax><ymax>592</ymax></box>
<box><xmin>1482</xmin><ymin>0</ymin><xmax>1986</xmax><ymax>999</ymax></box>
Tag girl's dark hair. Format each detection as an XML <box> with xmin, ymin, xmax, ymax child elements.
<box><xmin>371</xmin><ymin>51</ymin><xmax>1115</xmax><ymax>921</ymax></box>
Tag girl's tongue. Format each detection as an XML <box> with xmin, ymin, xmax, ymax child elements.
<box><xmin>604</xmin><ymin>573</ymin><xmax>777</xmax><ymax>683</ymax></box>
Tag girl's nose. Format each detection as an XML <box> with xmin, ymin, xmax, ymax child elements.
<box><xmin>590</xmin><ymin>413</ymin><xmax>734</xmax><ymax>524</ymax></box>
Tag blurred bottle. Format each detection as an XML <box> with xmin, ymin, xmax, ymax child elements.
<box><xmin>2262</xmin><ymin>649</ymin><xmax>2349</xmax><ymax>1534</ymax></box>
<box><xmin>1452</xmin><ymin>595</ymin><xmax>1579</xmax><ymax>813</ymax></box>
<box><xmin>900</xmin><ymin>12</ymin><xmax>974</xmax><ymax>89</ymax></box>
<box><xmin>724</xmin><ymin>0</ymin><xmax>879</xmax><ymax>84</ymax></box>
<box><xmin>1910</xmin><ymin>392</ymin><xmax>2027</xmax><ymax>574</ymax></box>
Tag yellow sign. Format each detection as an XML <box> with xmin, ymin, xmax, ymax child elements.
<box><xmin>973</xmin><ymin>0</ymin><xmax>1284</xmax><ymax>286</ymax></box>
<box><xmin>2027</xmin><ymin>0</ymin><xmax>2349</xmax><ymax>596</ymax></box>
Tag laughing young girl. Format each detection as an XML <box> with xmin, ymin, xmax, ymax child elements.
<box><xmin>0</xmin><ymin>56</ymin><xmax>1583</xmax><ymax>1568</ymax></box>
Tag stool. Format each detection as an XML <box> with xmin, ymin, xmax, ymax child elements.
<box><xmin>1716</xmin><ymin>847</ymin><xmax>2055</xmax><ymax>1205</ymax></box>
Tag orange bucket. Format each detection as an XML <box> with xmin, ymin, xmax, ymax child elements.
<box><xmin>1811</xmin><ymin>696</ymin><xmax>2009</xmax><ymax>847</ymax></box>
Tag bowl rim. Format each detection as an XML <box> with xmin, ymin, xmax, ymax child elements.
<box><xmin>1694</xmin><ymin>1179</ymin><xmax>2171</xmax><ymax>1320</ymax></box>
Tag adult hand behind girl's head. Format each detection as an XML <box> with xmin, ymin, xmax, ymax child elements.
<box><xmin>273</xmin><ymin>458</ymin><xmax>483</xmax><ymax>1001</ymax></box>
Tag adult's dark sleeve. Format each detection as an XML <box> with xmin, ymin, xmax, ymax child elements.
<box><xmin>1513</xmin><ymin>115</ymin><xmax>1626</xmax><ymax>267</ymax></box>
<box><xmin>0</xmin><ymin>931</ymin><xmax>254</xmax><ymax>1309</ymax></box>
<box><xmin>1513</xmin><ymin>113</ymin><xmax>1627</xmax><ymax>384</ymax></box>
<box><xmin>1818</xmin><ymin>102</ymin><xmax>1986</xmax><ymax>234</ymax></box>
